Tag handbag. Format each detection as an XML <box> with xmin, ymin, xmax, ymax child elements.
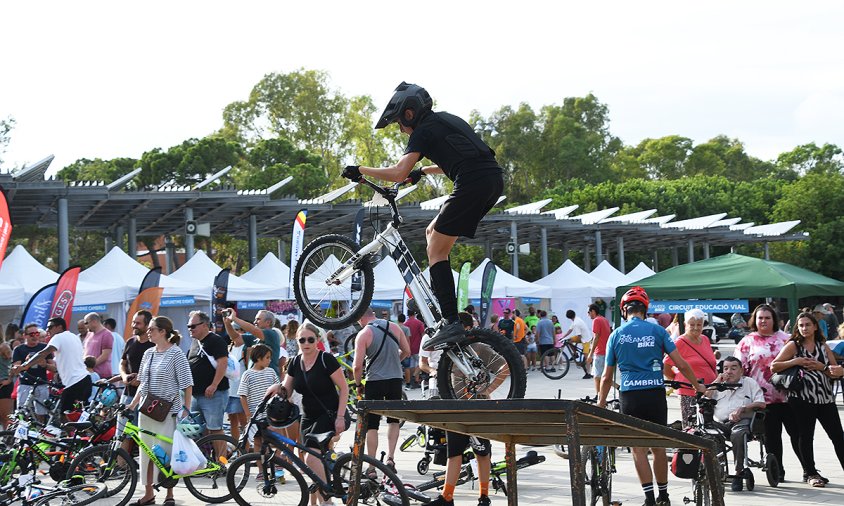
<box><xmin>771</xmin><ymin>365</ymin><xmax>804</xmax><ymax>392</ymax></box>
<box><xmin>140</xmin><ymin>353</ymin><xmax>177</xmax><ymax>422</ymax></box>
<box><xmin>299</xmin><ymin>353</ymin><xmax>352</xmax><ymax>431</ymax></box>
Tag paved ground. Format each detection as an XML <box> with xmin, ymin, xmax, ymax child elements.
<box><xmin>139</xmin><ymin>366</ymin><xmax>844</xmax><ymax>505</ymax></box>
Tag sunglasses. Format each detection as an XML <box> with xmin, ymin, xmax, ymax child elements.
<box><xmin>187</xmin><ymin>323</ymin><xmax>204</xmax><ymax>330</ymax></box>
<box><xmin>26</xmin><ymin>331</ymin><xmax>39</xmax><ymax>337</ymax></box>
<box><xmin>148</xmin><ymin>327</ymin><xmax>160</xmax><ymax>331</ymax></box>
<box><xmin>298</xmin><ymin>336</ymin><xmax>316</xmax><ymax>344</ymax></box>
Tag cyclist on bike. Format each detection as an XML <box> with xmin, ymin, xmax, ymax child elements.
<box><xmin>598</xmin><ymin>286</ymin><xmax>706</xmax><ymax>506</ymax></box>
<box><xmin>342</xmin><ymin>82</ymin><xmax>504</xmax><ymax>348</ymax></box>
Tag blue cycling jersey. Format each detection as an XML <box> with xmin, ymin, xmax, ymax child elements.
<box><xmin>605</xmin><ymin>317</ymin><xmax>676</xmax><ymax>392</ymax></box>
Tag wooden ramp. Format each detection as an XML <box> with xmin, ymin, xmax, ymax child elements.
<box><xmin>347</xmin><ymin>399</ymin><xmax>724</xmax><ymax>506</ymax></box>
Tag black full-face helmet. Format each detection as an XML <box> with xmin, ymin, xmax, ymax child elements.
<box><xmin>375</xmin><ymin>81</ymin><xmax>433</xmax><ymax>129</ymax></box>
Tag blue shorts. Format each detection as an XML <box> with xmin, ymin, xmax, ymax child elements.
<box><xmin>192</xmin><ymin>389</ymin><xmax>229</xmax><ymax>431</ymax></box>
<box><xmin>226</xmin><ymin>396</ymin><xmax>244</xmax><ymax>415</ymax></box>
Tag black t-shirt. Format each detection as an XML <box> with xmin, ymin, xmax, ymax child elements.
<box><xmin>188</xmin><ymin>332</ymin><xmax>230</xmax><ymax>392</ymax></box>
<box><xmin>404</xmin><ymin>112</ymin><xmax>501</xmax><ymax>181</ymax></box>
<box><xmin>12</xmin><ymin>343</ymin><xmax>50</xmax><ymax>385</ymax></box>
<box><xmin>287</xmin><ymin>351</ymin><xmax>341</xmax><ymax>419</ymax></box>
<box><xmin>122</xmin><ymin>337</ymin><xmax>155</xmax><ymax>396</ymax></box>
<box><xmin>497</xmin><ymin>318</ymin><xmax>515</xmax><ymax>340</ymax></box>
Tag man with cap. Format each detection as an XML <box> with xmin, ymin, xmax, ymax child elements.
<box><xmin>497</xmin><ymin>309</ymin><xmax>515</xmax><ymax>342</ymax></box>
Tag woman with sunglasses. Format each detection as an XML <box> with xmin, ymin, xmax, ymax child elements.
<box><xmin>268</xmin><ymin>322</ymin><xmax>349</xmax><ymax>506</ymax></box>
<box><xmin>127</xmin><ymin>316</ymin><xmax>193</xmax><ymax>506</ymax></box>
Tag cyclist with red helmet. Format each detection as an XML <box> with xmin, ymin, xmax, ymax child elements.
<box><xmin>342</xmin><ymin>82</ymin><xmax>504</xmax><ymax>347</ymax></box>
<box><xmin>598</xmin><ymin>286</ymin><xmax>706</xmax><ymax>506</ymax></box>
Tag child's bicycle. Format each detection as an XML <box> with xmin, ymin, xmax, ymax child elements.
<box><xmin>292</xmin><ymin>176</ymin><xmax>526</xmax><ymax>401</ymax></box>
<box><xmin>63</xmin><ymin>405</ymin><xmax>242</xmax><ymax>506</ymax></box>
<box><xmin>225</xmin><ymin>395</ymin><xmax>409</xmax><ymax>506</ymax></box>
<box><xmin>540</xmin><ymin>338</ymin><xmax>588</xmax><ymax>380</ymax></box>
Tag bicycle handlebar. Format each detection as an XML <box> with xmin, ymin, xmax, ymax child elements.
<box><xmin>664</xmin><ymin>380</ymin><xmax>742</xmax><ymax>392</ymax></box>
<box><xmin>355</xmin><ymin>177</ymin><xmax>410</xmax><ymax>227</ymax></box>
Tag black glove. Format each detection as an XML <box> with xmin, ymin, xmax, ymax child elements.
<box><xmin>342</xmin><ymin>165</ymin><xmax>362</xmax><ymax>181</ymax></box>
<box><xmin>407</xmin><ymin>168</ymin><xmax>425</xmax><ymax>184</ymax></box>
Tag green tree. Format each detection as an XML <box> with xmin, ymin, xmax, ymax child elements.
<box><xmin>57</xmin><ymin>157</ymin><xmax>139</xmax><ymax>184</ymax></box>
<box><xmin>138</xmin><ymin>136</ymin><xmax>243</xmax><ymax>188</ymax></box>
<box><xmin>230</xmin><ymin>137</ymin><xmax>327</xmax><ymax>199</ymax></box>
<box><xmin>776</xmin><ymin>143</ymin><xmax>842</xmax><ymax>176</ymax></box>
<box><xmin>686</xmin><ymin>136</ymin><xmax>775</xmax><ymax>181</ymax></box>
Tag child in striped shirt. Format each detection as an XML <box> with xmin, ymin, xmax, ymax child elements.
<box><xmin>238</xmin><ymin>344</ymin><xmax>279</xmax><ymax>451</ymax></box>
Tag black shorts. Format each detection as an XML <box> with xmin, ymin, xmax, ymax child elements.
<box><xmin>302</xmin><ymin>412</ymin><xmax>335</xmax><ymax>449</ymax></box>
<box><xmin>514</xmin><ymin>340</ymin><xmax>527</xmax><ymax>355</ymax></box>
<box><xmin>364</xmin><ymin>378</ymin><xmax>403</xmax><ymax>429</ymax></box>
<box><xmin>446</xmin><ymin>431</ymin><xmax>491</xmax><ymax>458</ymax></box>
<box><xmin>60</xmin><ymin>376</ymin><xmax>92</xmax><ymax>412</ymax></box>
<box><xmin>538</xmin><ymin>344</ymin><xmax>554</xmax><ymax>356</ymax></box>
<box><xmin>434</xmin><ymin>172</ymin><xmax>503</xmax><ymax>239</ymax></box>
<box><xmin>0</xmin><ymin>382</ymin><xmax>12</xmax><ymax>399</ymax></box>
<box><xmin>620</xmin><ymin>388</ymin><xmax>667</xmax><ymax>426</ymax></box>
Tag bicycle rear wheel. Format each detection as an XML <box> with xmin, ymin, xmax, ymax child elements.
<box><xmin>294</xmin><ymin>234</ymin><xmax>374</xmax><ymax>330</ymax></box>
<box><xmin>65</xmin><ymin>445</ymin><xmax>137</xmax><ymax>506</ymax></box>
<box><xmin>226</xmin><ymin>452</ymin><xmax>308</xmax><ymax>506</ymax></box>
<box><xmin>333</xmin><ymin>453</ymin><xmax>409</xmax><ymax>505</ymax></box>
<box><xmin>436</xmin><ymin>328</ymin><xmax>527</xmax><ymax>400</ymax></box>
<box><xmin>183</xmin><ymin>433</ymin><xmax>242</xmax><ymax>503</ymax></box>
<box><xmin>540</xmin><ymin>348</ymin><xmax>571</xmax><ymax>380</ymax></box>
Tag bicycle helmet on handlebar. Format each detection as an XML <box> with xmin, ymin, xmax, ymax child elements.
<box><xmin>620</xmin><ymin>286</ymin><xmax>649</xmax><ymax>313</ymax></box>
<box><xmin>375</xmin><ymin>82</ymin><xmax>433</xmax><ymax>129</ymax></box>
<box><xmin>177</xmin><ymin>413</ymin><xmax>206</xmax><ymax>439</ymax></box>
<box><xmin>97</xmin><ymin>388</ymin><xmax>119</xmax><ymax>407</ymax></box>
<box><xmin>266</xmin><ymin>395</ymin><xmax>300</xmax><ymax>428</ymax></box>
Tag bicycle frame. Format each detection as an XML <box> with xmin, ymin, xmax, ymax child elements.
<box><xmin>256</xmin><ymin>427</ymin><xmax>336</xmax><ymax>497</ymax></box>
<box><xmin>114</xmin><ymin>419</ymin><xmax>222</xmax><ymax>480</ymax></box>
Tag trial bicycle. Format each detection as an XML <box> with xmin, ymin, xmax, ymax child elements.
<box><xmin>293</xmin><ymin>176</ymin><xmax>526</xmax><ymax>400</ymax></box>
<box><xmin>225</xmin><ymin>396</ymin><xmax>409</xmax><ymax>506</ymax></box>
<box><xmin>64</xmin><ymin>405</ymin><xmax>242</xmax><ymax>506</ymax></box>
<box><xmin>540</xmin><ymin>338</ymin><xmax>589</xmax><ymax>380</ymax></box>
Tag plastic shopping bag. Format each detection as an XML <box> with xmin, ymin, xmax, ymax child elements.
<box><xmin>171</xmin><ymin>430</ymin><xmax>204</xmax><ymax>475</ymax></box>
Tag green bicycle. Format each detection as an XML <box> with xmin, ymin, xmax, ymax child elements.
<box><xmin>64</xmin><ymin>406</ymin><xmax>245</xmax><ymax>506</ymax></box>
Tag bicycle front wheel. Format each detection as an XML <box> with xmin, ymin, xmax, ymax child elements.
<box><xmin>65</xmin><ymin>445</ymin><xmax>137</xmax><ymax>506</ymax></box>
<box><xmin>226</xmin><ymin>452</ymin><xmax>308</xmax><ymax>506</ymax></box>
<box><xmin>333</xmin><ymin>453</ymin><xmax>409</xmax><ymax>505</ymax></box>
<box><xmin>540</xmin><ymin>348</ymin><xmax>571</xmax><ymax>380</ymax></box>
<box><xmin>436</xmin><ymin>328</ymin><xmax>527</xmax><ymax>400</ymax></box>
<box><xmin>294</xmin><ymin>234</ymin><xmax>374</xmax><ymax>330</ymax></box>
<box><xmin>183</xmin><ymin>433</ymin><xmax>242</xmax><ymax>503</ymax></box>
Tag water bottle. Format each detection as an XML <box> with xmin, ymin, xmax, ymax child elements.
<box><xmin>25</xmin><ymin>485</ymin><xmax>43</xmax><ymax>500</ymax></box>
<box><xmin>327</xmin><ymin>451</ymin><xmax>338</xmax><ymax>471</ymax></box>
<box><xmin>152</xmin><ymin>445</ymin><xmax>170</xmax><ymax>466</ymax></box>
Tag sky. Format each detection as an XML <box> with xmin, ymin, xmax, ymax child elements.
<box><xmin>2</xmin><ymin>1</ymin><xmax>844</xmax><ymax>175</ymax></box>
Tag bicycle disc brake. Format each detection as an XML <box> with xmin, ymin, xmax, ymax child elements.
<box><xmin>451</xmin><ymin>345</ymin><xmax>492</xmax><ymax>396</ymax></box>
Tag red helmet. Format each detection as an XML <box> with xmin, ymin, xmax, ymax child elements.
<box><xmin>621</xmin><ymin>286</ymin><xmax>649</xmax><ymax>311</ymax></box>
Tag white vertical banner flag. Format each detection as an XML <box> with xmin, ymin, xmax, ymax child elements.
<box><xmin>288</xmin><ymin>209</ymin><xmax>308</xmax><ymax>299</ymax></box>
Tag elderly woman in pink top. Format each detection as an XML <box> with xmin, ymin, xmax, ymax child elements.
<box><xmin>664</xmin><ymin>309</ymin><xmax>718</xmax><ymax>427</ymax></box>
<box><xmin>734</xmin><ymin>303</ymin><xmax>802</xmax><ymax>482</ymax></box>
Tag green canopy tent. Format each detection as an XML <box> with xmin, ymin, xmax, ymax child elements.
<box><xmin>616</xmin><ymin>253</ymin><xmax>844</xmax><ymax>324</ymax></box>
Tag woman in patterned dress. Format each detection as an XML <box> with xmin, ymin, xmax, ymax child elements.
<box><xmin>734</xmin><ymin>303</ymin><xmax>802</xmax><ymax>482</ymax></box>
<box><xmin>772</xmin><ymin>311</ymin><xmax>844</xmax><ymax>487</ymax></box>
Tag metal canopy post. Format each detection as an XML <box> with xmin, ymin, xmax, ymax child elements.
<box><xmin>57</xmin><ymin>197</ymin><xmax>69</xmax><ymax>271</ymax></box>
<box><xmin>248</xmin><ymin>214</ymin><xmax>258</xmax><ymax>268</ymax></box>
<box><xmin>671</xmin><ymin>247</ymin><xmax>679</xmax><ymax>267</ymax></box>
<box><xmin>617</xmin><ymin>236</ymin><xmax>626</xmax><ymax>273</ymax></box>
<box><xmin>128</xmin><ymin>217</ymin><xmax>137</xmax><ymax>259</ymax></box>
<box><xmin>114</xmin><ymin>224</ymin><xmax>125</xmax><ymax>251</ymax></box>
<box><xmin>703</xmin><ymin>241</ymin><xmax>711</xmax><ymax>259</ymax></box>
<box><xmin>510</xmin><ymin>221</ymin><xmax>519</xmax><ymax>277</ymax></box>
<box><xmin>185</xmin><ymin>207</ymin><xmax>195</xmax><ymax>260</ymax></box>
<box><xmin>594</xmin><ymin>230</ymin><xmax>603</xmax><ymax>264</ymax></box>
<box><xmin>540</xmin><ymin>226</ymin><xmax>548</xmax><ymax>278</ymax></box>
<box><xmin>583</xmin><ymin>245</ymin><xmax>592</xmax><ymax>272</ymax></box>
<box><xmin>764</xmin><ymin>242</ymin><xmax>770</xmax><ymax>260</ymax></box>
<box><xmin>687</xmin><ymin>239</ymin><xmax>695</xmax><ymax>263</ymax></box>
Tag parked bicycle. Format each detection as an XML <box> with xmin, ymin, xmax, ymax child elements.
<box><xmin>540</xmin><ymin>338</ymin><xmax>588</xmax><ymax>380</ymax></box>
<box><xmin>293</xmin><ymin>176</ymin><xmax>526</xmax><ymax>401</ymax></box>
<box><xmin>225</xmin><ymin>395</ymin><xmax>409</xmax><ymax>506</ymax></box>
<box><xmin>0</xmin><ymin>474</ymin><xmax>105</xmax><ymax>506</ymax></box>
<box><xmin>64</xmin><ymin>404</ymin><xmax>241</xmax><ymax>506</ymax></box>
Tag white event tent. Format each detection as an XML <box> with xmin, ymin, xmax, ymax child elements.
<box><xmin>627</xmin><ymin>262</ymin><xmax>656</xmax><ymax>282</ymax></box>
<box><xmin>169</xmin><ymin>250</ymin><xmax>284</xmax><ymax>302</ymax></box>
<box><xmin>469</xmin><ymin>258</ymin><xmax>552</xmax><ymax>299</ymax></box>
<box><xmin>590</xmin><ymin>260</ymin><xmax>632</xmax><ymax>289</ymax></box>
<box><xmin>372</xmin><ymin>258</ymin><xmax>411</xmax><ymax>301</ymax></box>
<box><xmin>538</xmin><ymin>260</ymin><xmax>615</xmax><ymax>330</ymax></box>
<box><xmin>241</xmin><ymin>253</ymin><xmax>291</xmax><ymax>297</ymax></box>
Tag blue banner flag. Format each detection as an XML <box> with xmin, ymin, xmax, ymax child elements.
<box><xmin>20</xmin><ymin>283</ymin><xmax>57</xmax><ymax>328</ymax></box>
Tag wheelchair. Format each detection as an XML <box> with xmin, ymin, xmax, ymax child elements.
<box><xmin>696</xmin><ymin>396</ymin><xmax>780</xmax><ymax>490</ymax></box>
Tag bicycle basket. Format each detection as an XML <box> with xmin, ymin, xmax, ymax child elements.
<box><xmin>671</xmin><ymin>449</ymin><xmax>701</xmax><ymax>479</ymax></box>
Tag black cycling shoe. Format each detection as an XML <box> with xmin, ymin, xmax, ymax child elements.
<box><xmin>478</xmin><ymin>495</ymin><xmax>491</xmax><ymax>506</ymax></box>
<box><xmin>427</xmin><ymin>495</ymin><xmax>455</xmax><ymax>506</ymax></box>
<box><xmin>731</xmin><ymin>475</ymin><xmax>743</xmax><ymax>492</ymax></box>
<box><xmin>423</xmin><ymin>322</ymin><xmax>465</xmax><ymax>350</ymax></box>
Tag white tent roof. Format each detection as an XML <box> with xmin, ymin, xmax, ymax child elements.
<box><xmin>170</xmin><ymin>250</ymin><xmax>284</xmax><ymax>301</ymax></box>
<box><xmin>372</xmin><ymin>258</ymin><xmax>409</xmax><ymax>300</ymax></box>
<box><xmin>240</xmin><ymin>253</ymin><xmax>291</xmax><ymax>295</ymax></box>
<box><xmin>627</xmin><ymin>262</ymin><xmax>656</xmax><ymax>283</ymax></box>
<box><xmin>468</xmin><ymin>258</ymin><xmax>552</xmax><ymax>299</ymax></box>
<box><xmin>537</xmin><ymin>259</ymin><xmax>615</xmax><ymax>299</ymax></box>
<box><xmin>590</xmin><ymin>260</ymin><xmax>632</xmax><ymax>289</ymax></box>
